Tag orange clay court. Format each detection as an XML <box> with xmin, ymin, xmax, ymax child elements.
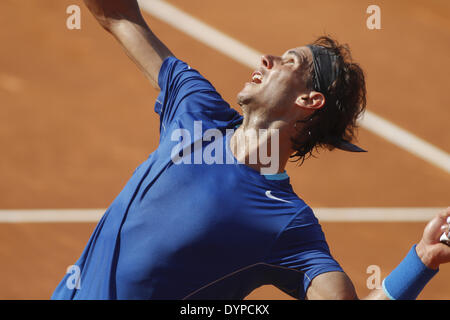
<box><xmin>0</xmin><ymin>0</ymin><xmax>449</xmax><ymax>299</ymax></box>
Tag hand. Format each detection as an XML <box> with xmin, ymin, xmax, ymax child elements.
<box><xmin>83</xmin><ymin>0</ymin><xmax>173</xmax><ymax>90</ymax></box>
<box><xmin>83</xmin><ymin>0</ymin><xmax>143</xmax><ymax>29</ymax></box>
<box><xmin>416</xmin><ymin>207</ymin><xmax>450</xmax><ymax>269</ymax></box>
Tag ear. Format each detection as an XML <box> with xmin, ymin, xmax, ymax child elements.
<box><xmin>295</xmin><ymin>91</ymin><xmax>325</xmax><ymax>110</ymax></box>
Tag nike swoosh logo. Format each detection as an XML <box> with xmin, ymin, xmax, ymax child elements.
<box><xmin>265</xmin><ymin>190</ymin><xmax>292</xmax><ymax>203</ymax></box>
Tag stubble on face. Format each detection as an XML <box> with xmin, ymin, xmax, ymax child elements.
<box><xmin>237</xmin><ymin>47</ymin><xmax>313</xmax><ymax>116</ymax></box>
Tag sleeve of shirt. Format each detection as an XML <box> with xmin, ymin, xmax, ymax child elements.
<box><xmin>265</xmin><ymin>205</ymin><xmax>344</xmax><ymax>300</ymax></box>
<box><xmin>155</xmin><ymin>56</ymin><xmax>241</xmax><ymax>136</ymax></box>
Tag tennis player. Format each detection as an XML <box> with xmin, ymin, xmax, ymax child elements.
<box><xmin>52</xmin><ymin>0</ymin><xmax>450</xmax><ymax>300</ymax></box>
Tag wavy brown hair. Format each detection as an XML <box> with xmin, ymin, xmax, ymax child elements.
<box><xmin>290</xmin><ymin>36</ymin><xmax>367</xmax><ymax>164</ymax></box>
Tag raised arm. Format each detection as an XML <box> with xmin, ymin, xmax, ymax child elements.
<box><xmin>306</xmin><ymin>207</ymin><xmax>450</xmax><ymax>300</ymax></box>
<box><xmin>83</xmin><ymin>0</ymin><xmax>173</xmax><ymax>89</ymax></box>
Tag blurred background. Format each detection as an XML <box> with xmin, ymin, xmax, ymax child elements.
<box><xmin>0</xmin><ymin>0</ymin><xmax>449</xmax><ymax>299</ymax></box>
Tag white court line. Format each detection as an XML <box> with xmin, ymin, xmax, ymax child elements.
<box><xmin>0</xmin><ymin>209</ymin><xmax>104</xmax><ymax>223</ymax></box>
<box><xmin>0</xmin><ymin>208</ymin><xmax>442</xmax><ymax>223</ymax></box>
<box><xmin>314</xmin><ymin>208</ymin><xmax>439</xmax><ymax>222</ymax></box>
<box><xmin>138</xmin><ymin>0</ymin><xmax>450</xmax><ymax>174</ymax></box>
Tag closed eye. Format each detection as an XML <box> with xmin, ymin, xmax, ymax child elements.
<box><xmin>282</xmin><ymin>50</ymin><xmax>303</xmax><ymax>66</ymax></box>
<box><xmin>283</xmin><ymin>59</ymin><xmax>295</xmax><ymax>64</ymax></box>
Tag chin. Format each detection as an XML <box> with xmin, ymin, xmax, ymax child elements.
<box><xmin>237</xmin><ymin>84</ymin><xmax>255</xmax><ymax>107</ymax></box>
<box><xmin>237</xmin><ymin>93</ymin><xmax>246</xmax><ymax>107</ymax></box>
<box><xmin>236</xmin><ymin>91</ymin><xmax>247</xmax><ymax>107</ymax></box>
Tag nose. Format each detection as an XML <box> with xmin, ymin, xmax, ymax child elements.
<box><xmin>261</xmin><ymin>54</ymin><xmax>275</xmax><ymax>69</ymax></box>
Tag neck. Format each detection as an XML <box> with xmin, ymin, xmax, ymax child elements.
<box><xmin>230</xmin><ymin>107</ymin><xmax>300</xmax><ymax>175</ymax></box>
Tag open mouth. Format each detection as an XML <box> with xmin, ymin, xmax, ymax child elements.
<box><xmin>251</xmin><ymin>71</ymin><xmax>263</xmax><ymax>84</ymax></box>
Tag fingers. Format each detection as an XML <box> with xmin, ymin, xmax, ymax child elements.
<box><xmin>436</xmin><ymin>207</ymin><xmax>450</xmax><ymax>234</ymax></box>
<box><xmin>423</xmin><ymin>208</ymin><xmax>450</xmax><ymax>245</ymax></box>
<box><xmin>440</xmin><ymin>223</ymin><xmax>450</xmax><ymax>245</ymax></box>
<box><xmin>438</xmin><ymin>209</ymin><xmax>450</xmax><ymax>245</ymax></box>
<box><xmin>437</xmin><ymin>207</ymin><xmax>450</xmax><ymax>221</ymax></box>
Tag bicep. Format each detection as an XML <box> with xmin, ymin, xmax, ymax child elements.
<box><xmin>108</xmin><ymin>18</ymin><xmax>173</xmax><ymax>89</ymax></box>
<box><xmin>305</xmin><ymin>271</ymin><xmax>358</xmax><ymax>300</ymax></box>
<box><xmin>305</xmin><ymin>270</ymin><xmax>391</xmax><ymax>300</ymax></box>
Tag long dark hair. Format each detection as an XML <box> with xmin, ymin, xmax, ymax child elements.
<box><xmin>290</xmin><ymin>36</ymin><xmax>367</xmax><ymax>164</ymax></box>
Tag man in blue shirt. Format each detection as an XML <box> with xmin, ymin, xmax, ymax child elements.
<box><xmin>52</xmin><ymin>0</ymin><xmax>450</xmax><ymax>300</ymax></box>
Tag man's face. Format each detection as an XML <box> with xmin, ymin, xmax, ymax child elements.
<box><xmin>237</xmin><ymin>46</ymin><xmax>313</xmax><ymax>118</ymax></box>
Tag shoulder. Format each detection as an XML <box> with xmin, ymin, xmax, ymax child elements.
<box><xmin>270</xmin><ymin>203</ymin><xmax>328</xmax><ymax>252</ymax></box>
<box><xmin>158</xmin><ymin>56</ymin><xmax>215</xmax><ymax>93</ymax></box>
<box><xmin>156</xmin><ymin>57</ymin><xmax>241</xmax><ymax>128</ymax></box>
